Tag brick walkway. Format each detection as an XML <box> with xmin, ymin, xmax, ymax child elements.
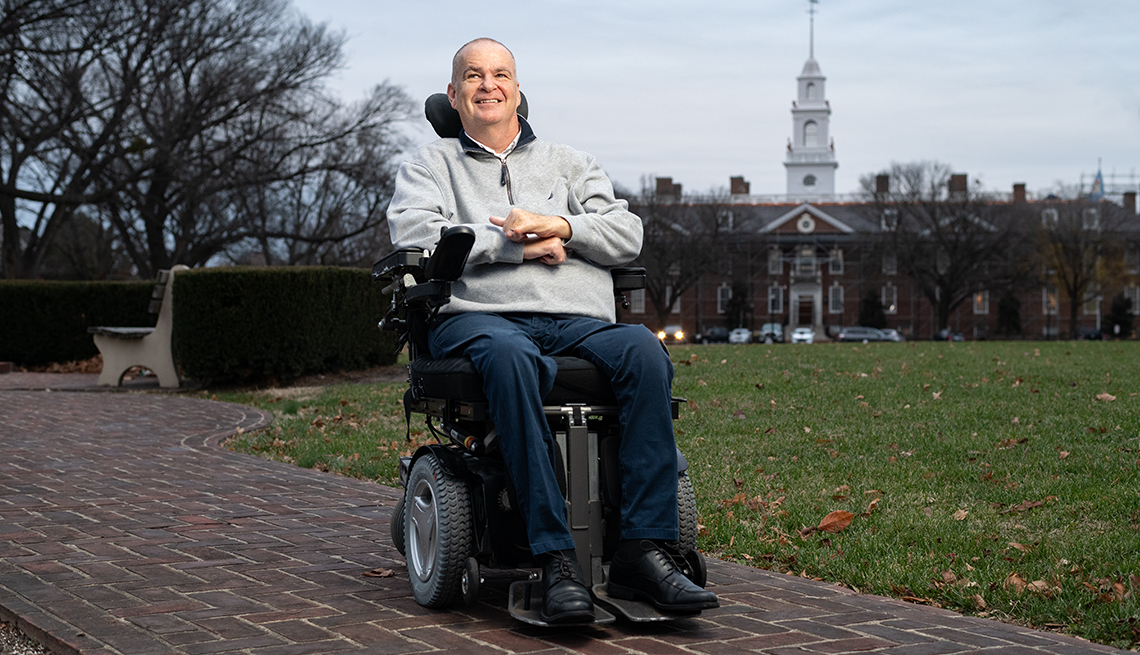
<box><xmin>0</xmin><ymin>377</ymin><xmax>1125</xmax><ymax>654</ymax></box>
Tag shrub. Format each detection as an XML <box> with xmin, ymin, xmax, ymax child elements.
<box><xmin>0</xmin><ymin>280</ymin><xmax>154</xmax><ymax>365</ymax></box>
<box><xmin>172</xmin><ymin>267</ymin><xmax>396</xmax><ymax>382</ymax></box>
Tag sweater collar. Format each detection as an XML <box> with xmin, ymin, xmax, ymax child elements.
<box><xmin>459</xmin><ymin>115</ymin><xmax>537</xmax><ymax>156</ymax></box>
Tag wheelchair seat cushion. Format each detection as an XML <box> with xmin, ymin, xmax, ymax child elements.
<box><xmin>410</xmin><ymin>356</ymin><xmax>617</xmax><ymax>405</ymax></box>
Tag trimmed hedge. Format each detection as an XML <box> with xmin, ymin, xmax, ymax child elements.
<box><xmin>172</xmin><ymin>267</ymin><xmax>397</xmax><ymax>382</ymax></box>
<box><xmin>0</xmin><ymin>280</ymin><xmax>154</xmax><ymax>365</ymax></box>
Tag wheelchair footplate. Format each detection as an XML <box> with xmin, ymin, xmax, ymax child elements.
<box><xmin>591</xmin><ymin>584</ymin><xmax>702</xmax><ymax>622</ymax></box>
<box><xmin>507</xmin><ymin>580</ymin><xmax>616</xmax><ymax>626</ymax></box>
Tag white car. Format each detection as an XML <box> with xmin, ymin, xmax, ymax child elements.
<box><xmin>728</xmin><ymin>328</ymin><xmax>752</xmax><ymax>344</ymax></box>
<box><xmin>790</xmin><ymin>327</ymin><xmax>815</xmax><ymax>344</ymax></box>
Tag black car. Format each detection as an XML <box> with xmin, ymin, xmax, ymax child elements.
<box><xmin>835</xmin><ymin>326</ymin><xmax>889</xmax><ymax>343</ymax></box>
<box><xmin>697</xmin><ymin>327</ymin><xmax>729</xmax><ymax>344</ymax></box>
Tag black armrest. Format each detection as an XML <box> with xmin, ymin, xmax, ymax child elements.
<box><xmin>423</xmin><ymin>225</ymin><xmax>475</xmax><ymax>282</ymax></box>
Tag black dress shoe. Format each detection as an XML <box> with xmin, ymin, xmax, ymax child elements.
<box><xmin>539</xmin><ymin>550</ymin><xmax>595</xmax><ymax>624</ymax></box>
<box><xmin>607</xmin><ymin>540</ymin><xmax>719</xmax><ymax>612</ymax></box>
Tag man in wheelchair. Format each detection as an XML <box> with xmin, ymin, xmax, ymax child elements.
<box><xmin>385</xmin><ymin>37</ymin><xmax>717</xmax><ymax>624</ymax></box>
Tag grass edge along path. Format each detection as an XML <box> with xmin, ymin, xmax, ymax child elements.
<box><xmin>218</xmin><ymin>341</ymin><xmax>1140</xmax><ymax>650</ymax></box>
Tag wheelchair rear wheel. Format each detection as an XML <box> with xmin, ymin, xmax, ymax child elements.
<box><xmin>677</xmin><ymin>472</ymin><xmax>698</xmax><ymax>554</ymax></box>
<box><xmin>405</xmin><ymin>453</ymin><xmax>474</xmax><ymax>608</ymax></box>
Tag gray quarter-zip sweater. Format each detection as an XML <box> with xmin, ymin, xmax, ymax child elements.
<box><xmin>387</xmin><ymin>118</ymin><xmax>642</xmax><ymax>322</ymax></box>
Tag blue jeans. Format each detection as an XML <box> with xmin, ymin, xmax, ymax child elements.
<box><xmin>428</xmin><ymin>312</ymin><xmax>679</xmax><ymax>555</ymax></box>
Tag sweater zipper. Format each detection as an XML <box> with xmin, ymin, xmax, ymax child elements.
<box><xmin>500</xmin><ymin>159</ymin><xmax>513</xmax><ymax>204</ymax></box>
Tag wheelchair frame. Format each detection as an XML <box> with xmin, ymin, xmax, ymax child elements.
<box><xmin>373</xmin><ymin>225</ymin><xmax>706</xmax><ymax>624</ymax></box>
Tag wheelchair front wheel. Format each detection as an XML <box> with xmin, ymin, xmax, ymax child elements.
<box><xmin>677</xmin><ymin>472</ymin><xmax>698</xmax><ymax>554</ymax></box>
<box><xmin>405</xmin><ymin>453</ymin><xmax>473</xmax><ymax>608</ymax></box>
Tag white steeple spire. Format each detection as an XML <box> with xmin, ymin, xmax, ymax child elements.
<box><xmin>785</xmin><ymin>0</ymin><xmax>838</xmax><ymax>199</ymax></box>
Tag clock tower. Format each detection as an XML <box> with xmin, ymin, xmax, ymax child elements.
<box><xmin>785</xmin><ymin>0</ymin><xmax>838</xmax><ymax>198</ymax></box>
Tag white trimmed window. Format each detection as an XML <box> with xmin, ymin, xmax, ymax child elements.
<box><xmin>1125</xmin><ymin>286</ymin><xmax>1140</xmax><ymax>313</ymax></box>
<box><xmin>768</xmin><ymin>284</ymin><xmax>784</xmax><ymax>314</ymax></box>
<box><xmin>1126</xmin><ymin>246</ymin><xmax>1140</xmax><ymax>274</ymax></box>
<box><xmin>629</xmin><ymin>288</ymin><xmax>645</xmax><ymax>314</ymax></box>
<box><xmin>768</xmin><ymin>247</ymin><xmax>782</xmax><ymax>275</ymax></box>
<box><xmin>880</xmin><ymin>208</ymin><xmax>898</xmax><ymax>231</ymax></box>
<box><xmin>665</xmin><ymin>286</ymin><xmax>681</xmax><ymax>314</ymax></box>
<box><xmin>829</xmin><ymin>284</ymin><xmax>844</xmax><ymax>314</ymax></box>
<box><xmin>829</xmin><ymin>249</ymin><xmax>844</xmax><ymax>275</ymax></box>
<box><xmin>717</xmin><ymin>284</ymin><xmax>732</xmax><ymax>314</ymax></box>
<box><xmin>973</xmin><ymin>290</ymin><xmax>989</xmax><ymax>315</ymax></box>
<box><xmin>882</xmin><ymin>283</ymin><xmax>898</xmax><ymax>314</ymax></box>
<box><xmin>795</xmin><ymin>246</ymin><xmax>817</xmax><ymax>276</ymax></box>
<box><xmin>882</xmin><ymin>253</ymin><xmax>897</xmax><ymax>276</ymax></box>
<box><xmin>1082</xmin><ymin>208</ymin><xmax>1100</xmax><ymax>230</ymax></box>
<box><xmin>1041</xmin><ymin>208</ymin><xmax>1058</xmax><ymax>226</ymax></box>
<box><xmin>1083</xmin><ymin>288</ymin><xmax>1100</xmax><ymax>316</ymax></box>
<box><xmin>1042</xmin><ymin>286</ymin><xmax>1059</xmax><ymax>316</ymax></box>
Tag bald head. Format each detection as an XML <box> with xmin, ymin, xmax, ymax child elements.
<box><xmin>451</xmin><ymin>38</ymin><xmax>516</xmax><ymax>86</ymax></box>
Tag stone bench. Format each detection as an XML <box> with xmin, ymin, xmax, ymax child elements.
<box><xmin>88</xmin><ymin>265</ymin><xmax>188</xmax><ymax>388</ymax></box>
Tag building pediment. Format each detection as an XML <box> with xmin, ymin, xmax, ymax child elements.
<box><xmin>760</xmin><ymin>204</ymin><xmax>855</xmax><ymax>235</ymax></box>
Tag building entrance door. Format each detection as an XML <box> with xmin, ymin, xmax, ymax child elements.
<box><xmin>798</xmin><ymin>296</ymin><xmax>814</xmax><ymax>327</ymax></box>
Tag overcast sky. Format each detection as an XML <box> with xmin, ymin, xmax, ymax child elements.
<box><xmin>290</xmin><ymin>0</ymin><xmax>1140</xmax><ymax>198</ymax></box>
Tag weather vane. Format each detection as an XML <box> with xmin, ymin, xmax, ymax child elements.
<box><xmin>808</xmin><ymin>0</ymin><xmax>819</xmax><ymax>59</ymax></box>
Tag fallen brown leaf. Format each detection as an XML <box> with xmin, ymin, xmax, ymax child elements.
<box><xmin>1096</xmin><ymin>392</ymin><xmax>1116</xmax><ymax>402</ymax></box>
<box><xmin>953</xmin><ymin>509</ymin><xmax>969</xmax><ymax>521</ymax></box>
<box><xmin>1004</xmin><ymin>572</ymin><xmax>1028</xmax><ymax>594</ymax></box>
<box><xmin>362</xmin><ymin>568</ymin><xmax>395</xmax><ymax>578</ymax></box>
<box><xmin>818</xmin><ymin>510</ymin><xmax>855</xmax><ymax>533</ymax></box>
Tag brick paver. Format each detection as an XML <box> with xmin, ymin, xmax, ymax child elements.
<box><xmin>0</xmin><ymin>379</ymin><xmax>1125</xmax><ymax>654</ymax></box>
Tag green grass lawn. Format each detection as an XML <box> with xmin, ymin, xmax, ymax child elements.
<box><xmin>217</xmin><ymin>340</ymin><xmax>1140</xmax><ymax>649</ymax></box>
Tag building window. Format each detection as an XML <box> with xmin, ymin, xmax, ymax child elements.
<box><xmin>973</xmin><ymin>290</ymin><xmax>989</xmax><ymax>315</ymax></box>
<box><xmin>629</xmin><ymin>288</ymin><xmax>645</xmax><ymax>314</ymax></box>
<box><xmin>1126</xmin><ymin>246</ymin><xmax>1140</xmax><ymax>274</ymax></box>
<box><xmin>795</xmin><ymin>246</ymin><xmax>817</xmax><ymax>276</ymax></box>
<box><xmin>1041</xmin><ymin>208</ymin><xmax>1058</xmax><ymax>226</ymax></box>
<box><xmin>1083</xmin><ymin>288</ymin><xmax>1100</xmax><ymax>315</ymax></box>
<box><xmin>1042</xmin><ymin>286</ymin><xmax>1059</xmax><ymax>316</ymax></box>
<box><xmin>806</xmin><ymin>81</ymin><xmax>816</xmax><ymax>99</ymax></box>
<box><xmin>768</xmin><ymin>247</ymin><xmax>782</xmax><ymax>275</ymax></box>
<box><xmin>803</xmin><ymin>174</ymin><xmax>817</xmax><ymax>187</ymax></box>
<box><xmin>880</xmin><ymin>208</ymin><xmax>898</xmax><ymax>230</ymax></box>
<box><xmin>1082</xmin><ymin>208</ymin><xmax>1100</xmax><ymax>230</ymax></box>
<box><xmin>803</xmin><ymin>120</ymin><xmax>819</xmax><ymax>147</ymax></box>
<box><xmin>717</xmin><ymin>284</ymin><xmax>732</xmax><ymax>314</ymax></box>
<box><xmin>666</xmin><ymin>286</ymin><xmax>681</xmax><ymax>314</ymax></box>
<box><xmin>768</xmin><ymin>285</ymin><xmax>784</xmax><ymax>314</ymax></box>
<box><xmin>882</xmin><ymin>283</ymin><xmax>898</xmax><ymax>314</ymax></box>
<box><xmin>829</xmin><ymin>284</ymin><xmax>844</xmax><ymax>313</ymax></box>
<box><xmin>882</xmin><ymin>253</ymin><xmax>897</xmax><ymax>276</ymax></box>
<box><xmin>1126</xmin><ymin>286</ymin><xmax>1140</xmax><ymax>314</ymax></box>
<box><xmin>829</xmin><ymin>248</ymin><xmax>843</xmax><ymax>275</ymax></box>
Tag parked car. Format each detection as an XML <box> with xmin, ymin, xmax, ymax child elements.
<box><xmin>657</xmin><ymin>324</ymin><xmax>686</xmax><ymax>343</ymax></box>
<box><xmin>790</xmin><ymin>327</ymin><xmax>815</xmax><ymax>344</ymax></box>
<box><xmin>836</xmin><ymin>326</ymin><xmax>889</xmax><ymax>343</ymax></box>
<box><xmin>757</xmin><ymin>323</ymin><xmax>784</xmax><ymax>343</ymax></box>
<box><xmin>728</xmin><ymin>327</ymin><xmax>752</xmax><ymax>344</ymax></box>
<box><xmin>881</xmin><ymin>328</ymin><xmax>905</xmax><ymax>342</ymax></box>
<box><xmin>931</xmin><ymin>329</ymin><xmax>965</xmax><ymax>342</ymax></box>
<box><xmin>697</xmin><ymin>326</ymin><xmax>729</xmax><ymax>344</ymax></box>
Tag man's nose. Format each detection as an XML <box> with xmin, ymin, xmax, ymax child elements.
<box><xmin>479</xmin><ymin>76</ymin><xmax>496</xmax><ymax>91</ymax></box>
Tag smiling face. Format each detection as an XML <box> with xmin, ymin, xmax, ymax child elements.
<box><xmin>447</xmin><ymin>39</ymin><xmax>521</xmax><ymax>137</ymax></box>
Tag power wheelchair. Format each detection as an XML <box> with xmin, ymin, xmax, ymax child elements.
<box><xmin>370</xmin><ymin>95</ymin><xmax>708</xmax><ymax>626</ymax></box>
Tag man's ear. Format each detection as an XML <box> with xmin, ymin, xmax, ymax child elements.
<box><xmin>446</xmin><ymin>83</ymin><xmax>457</xmax><ymax>108</ymax></box>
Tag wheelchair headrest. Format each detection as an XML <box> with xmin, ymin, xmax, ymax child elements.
<box><xmin>424</xmin><ymin>92</ymin><xmax>529</xmax><ymax>139</ymax></box>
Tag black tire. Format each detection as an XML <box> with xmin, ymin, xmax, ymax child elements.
<box><xmin>461</xmin><ymin>556</ymin><xmax>481</xmax><ymax>606</ymax></box>
<box><xmin>677</xmin><ymin>471</ymin><xmax>698</xmax><ymax>554</ymax></box>
<box><xmin>404</xmin><ymin>454</ymin><xmax>473</xmax><ymax>608</ymax></box>
<box><xmin>683</xmin><ymin>548</ymin><xmax>708</xmax><ymax>588</ymax></box>
<box><xmin>390</xmin><ymin>494</ymin><xmax>406</xmax><ymax>556</ymax></box>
